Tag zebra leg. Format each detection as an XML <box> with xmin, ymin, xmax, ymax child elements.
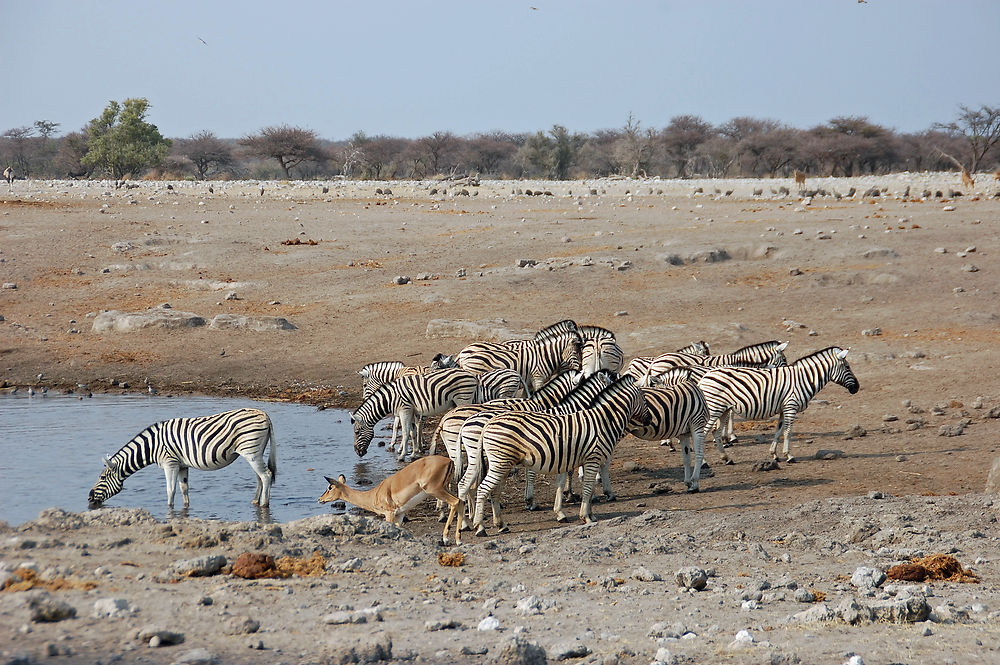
<box><xmin>162</xmin><ymin>463</ymin><xmax>180</xmax><ymax>508</ymax></box>
<box><xmin>705</xmin><ymin>413</ymin><xmax>733</xmax><ymax>465</ymax></box>
<box><xmin>244</xmin><ymin>453</ymin><xmax>274</xmax><ymax>506</ymax></box>
<box><xmin>397</xmin><ymin>408</ymin><xmax>415</xmax><ymax>461</ymax></box>
<box><xmin>553</xmin><ymin>472</ymin><xmax>569</xmax><ymax>522</ymax></box>
<box><xmin>579</xmin><ymin>461</ymin><xmax>601</xmax><ymax>523</ymax></box>
<box><xmin>599</xmin><ymin>460</ymin><xmax>614</xmax><ymax>501</ymax></box>
<box><xmin>681</xmin><ymin>437</ymin><xmax>693</xmax><ymax>489</ymax></box>
<box><xmin>524</xmin><ymin>469</ymin><xmax>540</xmax><ymax>511</ymax></box>
<box><xmin>474</xmin><ymin>461</ymin><xmax>511</xmax><ymax>536</ymax></box>
<box><xmin>660</xmin><ymin>437</ymin><xmax>678</xmax><ymax>451</ymax></box>
<box><xmin>686</xmin><ymin>425</ymin><xmax>706</xmax><ymax>493</ymax></box>
<box><xmin>179</xmin><ymin>467</ymin><xmax>190</xmax><ymax>507</ymax></box>
<box><xmin>723</xmin><ymin>408</ymin><xmax>737</xmax><ymax>446</ymax></box>
<box><xmin>781</xmin><ymin>409</ymin><xmax>797</xmax><ymax>463</ymax></box>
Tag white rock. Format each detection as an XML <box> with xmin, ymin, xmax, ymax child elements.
<box><xmin>477</xmin><ymin>615</ymin><xmax>501</xmax><ymax>631</ymax></box>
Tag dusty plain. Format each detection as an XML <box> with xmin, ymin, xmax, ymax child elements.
<box><xmin>1</xmin><ymin>174</ymin><xmax>1000</xmax><ymax>665</ymax></box>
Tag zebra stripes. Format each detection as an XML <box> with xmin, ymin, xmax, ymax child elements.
<box><xmin>476</xmin><ymin>368</ymin><xmax>526</xmax><ymax>403</ymax></box>
<box><xmin>698</xmin><ymin>346</ymin><xmax>859</xmax><ymax>463</ymax></box>
<box><xmin>627</xmin><ymin>383</ymin><xmax>709</xmax><ymax>492</ymax></box>
<box><xmin>580</xmin><ymin>325</ymin><xmax>625</xmax><ymax>377</ymax></box>
<box><xmin>358</xmin><ymin>361</ymin><xmax>432</xmax><ymax>454</ymax></box>
<box><xmin>87</xmin><ymin>408</ymin><xmax>276</xmax><ymax>509</ymax></box>
<box><xmin>352</xmin><ymin>368</ymin><xmax>479</xmax><ymax>460</ymax></box>
<box><xmin>455</xmin><ymin>320</ymin><xmax>582</xmax><ymax>392</ymax></box>
<box><xmin>627</xmin><ymin>340</ymin><xmax>788</xmax><ymax>385</ymax></box>
<box><xmin>472</xmin><ymin>375</ymin><xmax>650</xmax><ymax>533</ymax></box>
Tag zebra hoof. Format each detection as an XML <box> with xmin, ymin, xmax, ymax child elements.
<box><xmin>525</xmin><ymin>502</ymin><xmax>540</xmax><ymax>512</ymax></box>
<box><xmin>785</xmin><ymin>456</ymin><xmax>796</xmax><ymax>463</ymax></box>
<box><xmin>497</xmin><ymin>525</ymin><xmax>510</xmax><ymax>534</ymax></box>
<box><xmin>723</xmin><ymin>458</ymin><xmax>734</xmax><ymax>466</ymax></box>
<box><xmin>604</xmin><ymin>493</ymin><xmax>616</xmax><ymax>502</ymax></box>
<box><xmin>686</xmin><ymin>486</ymin><xmax>700</xmax><ymax>494</ymax></box>
<box><xmin>437</xmin><ymin>514</ymin><xmax>447</xmax><ymax>523</ymax></box>
<box><xmin>475</xmin><ymin>526</ymin><xmax>488</xmax><ymax>537</ymax></box>
<box><xmin>555</xmin><ymin>513</ymin><xmax>568</xmax><ymax>523</ymax></box>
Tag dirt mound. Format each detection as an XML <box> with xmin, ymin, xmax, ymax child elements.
<box><xmin>1</xmin><ymin>568</ymin><xmax>98</xmax><ymax>593</ymax></box>
<box><xmin>230</xmin><ymin>551</ymin><xmax>327</xmax><ymax>579</ymax></box>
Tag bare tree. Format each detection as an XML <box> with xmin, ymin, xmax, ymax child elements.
<box><xmin>1</xmin><ymin>126</ymin><xmax>36</xmax><ymax>176</ymax></box>
<box><xmin>175</xmin><ymin>131</ymin><xmax>235</xmax><ymax>179</ymax></box>
<box><xmin>612</xmin><ymin>113</ymin><xmax>657</xmax><ymax>177</ymax></box>
<box><xmin>933</xmin><ymin>104</ymin><xmax>1000</xmax><ymax>173</ymax></box>
<box><xmin>240</xmin><ymin>125</ymin><xmax>324</xmax><ymax>178</ymax></box>
<box><xmin>418</xmin><ymin>131</ymin><xmax>456</xmax><ymax>175</ymax></box>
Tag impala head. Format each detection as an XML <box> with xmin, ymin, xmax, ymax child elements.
<box><xmin>351</xmin><ymin>415</ymin><xmax>374</xmax><ymax>457</ymax></box>
<box><xmin>832</xmin><ymin>348</ymin><xmax>860</xmax><ymax>394</ymax></box>
<box><xmin>88</xmin><ymin>455</ymin><xmax>124</xmax><ymax>509</ymax></box>
<box><xmin>319</xmin><ymin>475</ymin><xmax>348</xmax><ymax>503</ymax></box>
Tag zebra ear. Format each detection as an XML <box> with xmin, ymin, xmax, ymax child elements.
<box><xmin>103</xmin><ymin>455</ymin><xmax>112</xmax><ymax>468</ymax></box>
<box><xmin>777</xmin><ymin>341</ymin><xmax>789</xmax><ymax>351</ymax></box>
<box><xmin>837</xmin><ymin>348</ymin><xmax>850</xmax><ymax>360</ymax></box>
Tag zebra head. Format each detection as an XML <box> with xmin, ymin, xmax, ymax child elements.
<box><xmin>351</xmin><ymin>415</ymin><xmax>375</xmax><ymax>457</ymax></box>
<box><xmin>831</xmin><ymin>348</ymin><xmax>860</xmax><ymax>394</ymax></box>
<box><xmin>430</xmin><ymin>353</ymin><xmax>457</xmax><ymax>369</ymax></box>
<box><xmin>88</xmin><ymin>455</ymin><xmax>125</xmax><ymax>509</ymax></box>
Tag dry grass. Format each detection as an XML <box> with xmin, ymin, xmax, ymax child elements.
<box><xmin>1</xmin><ymin>568</ymin><xmax>98</xmax><ymax>593</ymax></box>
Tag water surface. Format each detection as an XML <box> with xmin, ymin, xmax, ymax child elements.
<box><xmin>0</xmin><ymin>393</ymin><xmax>402</xmax><ymax>526</ymax></box>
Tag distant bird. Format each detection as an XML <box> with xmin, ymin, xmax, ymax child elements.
<box><xmin>148</xmin><ymin>385</ymin><xmax>158</xmax><ymax>396</ymax></box>
<box><xmin>27</xmin><ymin>386</ymin><xmax>35</xmax><ymax>396</ymax></box>
<box><xmin>260</xmin><ymin>186</ymin><xmax>265</xmax><ymax>196</ymax></box>
<box><xmin>197</xmin><ymin>36</ymin><xmax>208</xmax><ymax>45</ymax></box>
<box><xmin>530</xmin><ymin>5</ymin><xmax>538</xmax><ymax>9</ymax></box>
<box><xmin>208</xmin><ymin>185</ymin><xmax>214</xmax><ymax>194</ymax></box>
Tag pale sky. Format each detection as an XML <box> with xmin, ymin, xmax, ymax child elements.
<box><xmin>2</xmin><ymin>0</ymin><xmax>998</xmax><ymax>140</ymax></box>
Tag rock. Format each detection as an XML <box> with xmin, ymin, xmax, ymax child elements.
<box><xmin>478</xmin><ymin>615</ymin><xmax>501</xmax><ymax>631</ymax></box>
<box><xmin>2</xmin><ymin>282</ymin><xmax>16</xmax><ymax>290</ymax></box>
<box><xmin>393</xmin><ymin>275</ymin><xmax>411</xmax><ymax>285</ymax></box>
<box><xmin>790</xmin><ymin>603</ymin><xmax>835</xmax><ymax>623</ymax></box>
<box><xmin>938</xmin><ymin>420</ymin><xmax>970</xmax><ymax>437</ymax></box>
<box><xmin>425</xmin><ymin>318</ymin><xmax>528</xmax><ymax>342</ymax></box>
<box><xmin>961</xmin><ymin>264</ymin><xmax>979</xmax><ymax>273</ymax></box>
<box><xmin>844</xmin><ymin>424</ymin><xmax>866</xmax><ymax>439</ymax></box>
<box><xmin>425</xmin><ymin>618</ymin><xmax>462</xmax><ymax>631</ymax></box>
<box><xmin>224</xmin><ymin>291</ymin><xmax>239</xmax><ymax>301</ymax></box>
<box><xmin>727</xmin><ymin>629</ymin><xmax>754</xmax><ymax>649</ymax></box>
<box><xmin>751</xmin><ymin>459</ymin><xmax>780</xmax><ymax>472</ymax></box>
<box><xmin>868</xmin><ymin>595</ymin><xmax>929</xmax><ymax>623</ymax></box>
<box><xmin>986</xmin><ymin>457</ymin><xmax>1000</xmax><ymax>494</ymax></box>
<box><xmin>851</xmin><ymin>567</ymin><xmax>887</xmax><ymax>590</ymax></box>
<box><xmin>631</xmin><ymin>566</ymin><xmax>662</xmax><ymax>582</ymax></box>
<box><xmin>170</xmin><ymin>648</ymin><xmax>215</xmax><ymax>665</ymax></box>
<box><xmin>93</xmin><ymin>309</ymin><xmax>206</xmax><ymax>333</ymax></box>
<box><xmin>675</xmin><ymin>567</ymin><xmax>708</xmax><ymax>590</ymax></box>
<box><xmin>516</xmin><ymin>595</ymin><xmax>543</xmax><ymax>616</ymax></box>
<box><xmin>324</xmin><ymin>633</ymin><xmax>392</xmax><ymax>664</ymax></box>
<box><xmin>490</xmin><ymin>636</ymin><xmax>547</xmax><ymax>665</ymax></box>
<box><xmin>815</xmin><ymin>449</ymin><xmax>844</xmax><ymax>460</ymax></box>
<box><xmin>549</xmin><ymin>641</ymin><xmax>590</xmax><ymax>660</ymax></box>
<box><xmin>92</xmin><ymin>597</ymin><xmax>134</xmax><ymax>618</ymax></box>
<box><xmin>517</xmin><ymin>259</ymin><xmax>538</xmax><ymax>268</ymax></box>
<box><xmin>208</xmin><ymin>314</ymin><xmax>295</xmax><ymax>331</ymax></box>
<box><xmin>323</xmin><ymin>607</ymin><xmax>383</xmax><ymax>625</ymax></box>
<box><xmin>27</xmin><ymin>593</ymin><xmax>76</xmax><ymax>622</ymax></box>
<box><xmin>861</xmin><ymin>328</ymin><xmax>881</xmax><ymax>337</ymax></box>
<box><xmin>137</xmin><ymin>625</ymin><xmax>185</xmax><ymax>645</ymax></box>
<box><xmin>171</xmin><ymin>555</ymin><xmax>226</xmax><ymax>577</ymax></box>
<box><xmin>224</xmin><ymin>616</ymin><xmax>260</xmax><ymax>635</ymax></box>
<box><xmin>793</xmin><ymin>588</ymin><xmax>816</xmax><ymax>603</ymax></box>
<box><xmin>929</xmin><ymin>603</ymin><xmax>970</xmax><ymax>624</ymax></box>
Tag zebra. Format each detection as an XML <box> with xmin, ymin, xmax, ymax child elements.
<box><xmin>676</xmin><ymin>340</ymin><xmax>710</xmax><ymax>356</ymax></box>
<box><xmin>87</xmin><ymin>408</ymin><xmax>276</xmax><ymax>510</ymax></box>
<box><xmin>627</xmin><ymin>340</ymin><xmax>788</xmax><ymax>386</ymax></box>
<box><xmin>455</xmin><ymin>320</ymin><xmax>582</xmax><ymax>393</ymax></box>
<box><xmin>352</xmin><ymin>368</ymin><xmax>479</xmax><ymax>460</ymax></box>
<box><xmin>358</xmin><ymin>361</ymin><xmax>431</xmax><ymax>454</ymax></box>
<box><xmin>698</xmin><ymin>346</ymin><xmax>860</xmax><ymax>464</ymax></box>
<box><xmin>623</xmin><ymin>342</ymin><xmax>712</xmax><ymax>384</ymax></box>
<box><xmin>476</xmin><ymin>368</ymin><xmax>527</xmax><ymax>403</ymax></box>
<box><xmin>627</xmin><ymin>383</ymin><xmax>709</xmax><ymax>492</ymax></box>
<box><xmin>457</xmin><ymin>371</ymin><xmax>616</xmax><ymax>520</ymax></box>
<box><xmin>580</xmin><ymin>325</ymin><xmax>625</xmax><ymax>378</ymax></box>
<box><xmin>472</xmin><ymin>375</ymin><xmax>650</xmax><ymax>534</ymax></box>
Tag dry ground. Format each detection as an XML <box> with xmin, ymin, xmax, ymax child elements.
<box><xmin>1</xmin><ymin>175</ymin><xmax>1000</xmax><ymax>664</ymax></box>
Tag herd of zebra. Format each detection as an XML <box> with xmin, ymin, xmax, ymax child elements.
<box><xmin>86</xmin><ymin>319</ymin><xmax>859</xmax><ymax>536</ymax></box>
<box><xmin>353</xmin><ymin>320</ymin><xmax>860</xmax><ymax>535</ymax></box>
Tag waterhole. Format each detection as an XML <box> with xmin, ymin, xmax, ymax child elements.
<box><xmin>0</xmin><ymin>393</ymin><xmax>403</xmax><ymax>525</ymax></box>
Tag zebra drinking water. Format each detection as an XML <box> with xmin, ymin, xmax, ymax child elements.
<box><xmin>697</xmin><ymin>346</ymin><xmax>859</xmax><ymax>463</ymax></box>
<box><xmin>352</xmin><ymin>368</ymin><xmax>479</xmax><ymax>460</ymax></box>
<box><xmin>87</xmin><ymin>408</ymin><xmax>276</xmax><ymax>510</ymax></box>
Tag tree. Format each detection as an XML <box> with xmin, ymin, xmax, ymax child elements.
<box><xmin>1</xmin><ymin>126</ymin><xmax>35</xmax><ymax>175</ymax></box>
<box><xmin>175</xmin><ymin>131</ymin><xmax>235</xmax><ymax>179</ymax></box>
<box><xmin>660</xmin><ymin>115</ymin><xmax>714</xmax><ymax>177</ymax></box>
<box><xmin>240</xmin><ymin>125</ymin><xmax>324</xmax><ymax>178</ymax></box>
<box><xmin>33</xmin><ymin>120</ymin><xmax>60</xmax><ymax>139</ymax></box>
<box><xmin>81</xmin><ymin>98</ymin><xmax>171</xmax><ymax>179</ymax></box>
<box><xmin>933</xmin><ymin>104</ymin><xmax>1000</xmax><ymax>173</ymax></box>
<box><xmin>612</xmin><ymin>114</ymin><xmax>657</xmax><ymax>177</ymax></box>
<box><xmin>418</xmin><ymin>131</ymin><xmax>457</xmax><ymax>175</ymax></box>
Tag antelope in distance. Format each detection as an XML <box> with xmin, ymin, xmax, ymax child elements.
<box><xmin>793</xmin><ymin>169</ymin><xmax>806</xmax><ymax>190</ymax></box>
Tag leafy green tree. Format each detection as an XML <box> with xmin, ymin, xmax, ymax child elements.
<box><xmin>81</xmin><ymin>98</ymin><xmax>171</xmax><ymax>179</ymax></box>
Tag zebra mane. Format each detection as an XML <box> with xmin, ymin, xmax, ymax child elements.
<box><xmin>791</xmin><ymin>346</ymin><xmax>847</xmax><ymax>365</ymax></box>
<box><xmin>677</xmin><ymin>340</ymin><xmax>710</xmax><ymax>355</ymax></box>
<box><xmin>580</xmin><ymin>325</ymin><xmax>615</xmax><ymax>340</ymax></box>
<box><xmin>732</xmin><ymin>340</ymin><xmax>784</xmax><ymax>354</ymax></box>
<box><xmin>534</xmin><ymin>319</ymin><xmax>579</xmax><ymax>342</ymax></box>
<box><xmin>586</xmin><ymin>375</ymin><xmax>637</xmax><ymax>409</ymax></box>
<box><xmin>559</xmin><ymin>370</ymin><xmax>613</xmax><ymax>406</ymax></box>
<box><xmin>359</xmin><ymin>360</ymin><xmax>404</xmax><ymax>376</ymax></box>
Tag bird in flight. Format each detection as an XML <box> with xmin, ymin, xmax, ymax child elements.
<box><xmin>197</xmin><ymin>36</ymin><xmax>208</xmax><ymax>45</ymax></box>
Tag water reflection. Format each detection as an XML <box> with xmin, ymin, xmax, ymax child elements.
<box><xmin>0</xmin><ymin>393</ymin><xmax>401</xmax><ymax>526</ymax></box>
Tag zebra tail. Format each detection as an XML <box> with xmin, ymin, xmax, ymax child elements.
<box><xmin>268</xmin><ymin>421</ymin><xmax>278</xmax><ymax>483</ymax></box>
